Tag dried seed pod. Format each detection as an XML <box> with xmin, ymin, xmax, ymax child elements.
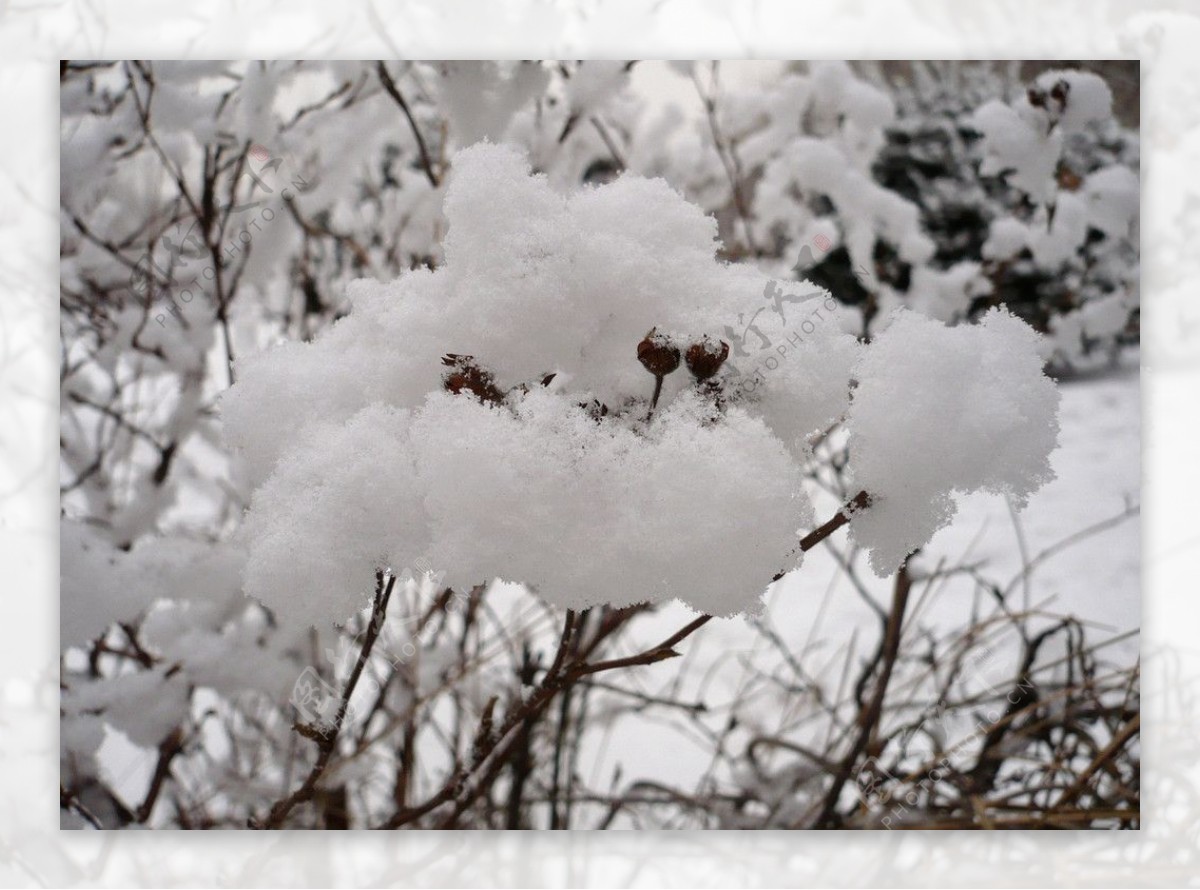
<box><xmin>1056</xmin><ymin>165</ymin><xmax>1083</xmax><ymax>192</ymax></box>
<box><xmin>637</xmin><ymin>329</ymin><xmax>681</xmax><ymax>377</ymax></box>
<box><xmin>1049</xmin><ymin>79</ymin><xmax>1069</xmax><ymax>109</ymax></box>
<box><xmin>441</xmin><ymin>354</ymin><xmax>505</xmax><ymax>405</ymax></box>
<box><xmin>685</xmin><ymin>337</ymin><xmax>731</xmax><ymax>381</ymax></box>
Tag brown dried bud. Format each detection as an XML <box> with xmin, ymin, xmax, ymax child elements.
<box><xmin>685</xmin><ymin>337</ymin><xmax>730</xmax><ymax>381</ymax></box>
<box><xmin>1049</xmin><ymin>79</ymin><xmax>1069</xmax><ymax>108</ymax></box>
<box><xmin>441</xmin><ymin>354</ymin><xmax>505</xmax><ymax>404</ymax></box>
<box><xmin>1056</xmin><ymin>165</ymin><xmax>1083</xmax><ymax>192</ymax></box>
<box><xmin>636</xmin><ymin>329</ymin><xmax>681</xmax><ymax>377</ymax></box>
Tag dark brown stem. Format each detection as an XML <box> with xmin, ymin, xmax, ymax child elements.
<box><xmin>376</xmin><ymin>62</ymin><xmax>440</xmax><ymax>189</ymax></box>
<box><xmin>379</xmin><ymin>610</ymin><xmax>710</xmax><ymax>829</ymax></box>
<box><xmin>568</xmin><ymin>615</ymin><xmax>710</xmax><ymax>678</ymax></box>
<box><xmin>647</xmin><ymin>374</ymin><xmax>665</xmax><ymax>420</ymax></box>
<box><xmin>1057</xmin><ymin>714</ymin><xmax>1140</xmax><ymax>808</ymax></box>
<box><xmin>252</xmin><ymin>570</ymin><xmax>397</xmax><ymax>828</ymax></box>
<box><xmin>812</xmin><ymin>562</ymin><xmax>912</xmax><ymax>828</ymax></box>
<box><xmin>550</xmin><ymin>611</ymin><xmax>585</xmax><ymax>828</ymax></box>
<box><xmin>799</xmin><ymin>490</ymin><xmax>871</xmax><ymax>553</ymax></box>
<box><xmin>135</xmin><ymin>727</ymin><xmax>184</xmax><ymax>823</ymax></box>
<box><xmin>693</xmin><ymin>62</ymin><xmax>760</xmax><ymax>257</ymax></box>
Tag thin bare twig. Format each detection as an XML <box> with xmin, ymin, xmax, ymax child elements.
<box><xmin>376</xmin><ymin>62</ymin><xmax>441</xmax><ymax>189</ymax></box>
<box><xmin>251</xmin><ymin>570</ymin><xmax>397</xmax><ymax>828</ymax></box>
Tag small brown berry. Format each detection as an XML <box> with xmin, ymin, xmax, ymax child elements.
<box><xmin>636</xmin><ymin>329</ymin><xmax>681</xmax><ymax>377</ymax></box>
<box><xmin>1056</xmin><ymin>165</ymin><xmax>1083</xmax><ymax>192</ymax></box>
<box><xmin>1049</xmin><ymin>79</ymin><xmax>1069</xmax><ymax>108</ymax></box>
<box><xmin>685</xmin><ymin>337</ymin><xmax>730</xmax><ymax>381</ymax></box>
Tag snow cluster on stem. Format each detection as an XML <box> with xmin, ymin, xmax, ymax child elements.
<box><xmin>224</xmin><ymin>143</ymin><xmax>1061</xmax><ymax>627</ymax></box>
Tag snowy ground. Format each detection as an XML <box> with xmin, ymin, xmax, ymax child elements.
<box><xmin>586</xmin><ymin>358</ymin><xmax>1140</xmax><ymax>802</ymax></box>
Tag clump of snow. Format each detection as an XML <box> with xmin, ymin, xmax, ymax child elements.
<box><xmin>225</xmin><ymin>145</ymin><xmax>835</xmax><ymax>623</ymax></box>
<box><xmin>60</xmin><ymin>712</ymin><xmax>106</xmax><ymax>778</ymax></box>
<box><xmin>1049</xmin><ymin>293</ymin><xmax>1135</xmax><ymax>364</ymax></box>
<box><xmin>972</xmin><ymin>69</ymin><xmax>1113</xmax><ymax>206</ymax></box>
<box><xmin>225</xmin><ymin>143</ymin><xmax>1061</xmax><ymax>626</ymax></box>
<box><xmin>982</xmin><ymin>166</ymin><xmax>1136</xmax><ymax>273</ymax></box>
<box><xmin>738</xmin><ymin>309</ymin><xmax>864</xmax><ymax>458</ymax></box>
<box><xmin>971</xmin><ymin>99</ymin><xmax>1062</xmax><ymax>205</ymax></box>
<box><xmin>62</xmin><ymin>665</ymin><xmax>191</xmax><ymax>748</ymax></box>
<box><xmin>413</xmin><ymin>389</ymin><xmax>806</xmax><ymax>617</ymax></box>
<box><xmin>906</xmin><ymin>262</ymin><xmax>992</xmax><ymax>324</ymax></box>
<box><xmin>222</xmin><ymin>145</ymin><xmax>763</xmax><ymax>483</ymax></box>
<box><xmin>140</xmin><ymin>601</ymin><xmax>298</xmax><ymax>699</ymax></box>
<box><xmin>561</xmin><ymin>60</ymin><xmax>630</xmax><ymax>119</ymax></box>
<box><xmin>61</xmin><ymin>519</ymin><xmax>245</xmax><ymax>648</ymax></box>
<box><xmin>982</xmin><ymin>216</ymin><xmax>1029</xmax><ymax>262</ymax></box>
<box><xmin>1030</xmin><ymin>192</ymin><xmax>1090</xmax><ymax>269</ymax></box>
<box><xmin>1084</xmin><ymin>165</ymin><xmax>1140</xmax><ymax>238</ymax></box>
<box><xmin>435</xmin><ymin>61</ymin><xmax>551</xmax><ymax>146</ymax></box>
<box><xmin>807</xmin><ymin>62</ymin><xmax>897</xmax><ymax>165</ymax></box>
<box><xmin>845</xmin><ymin>309</ymin><xmax>1061</xmax><ymax>575</ymax></box>
<box><xmin>1033</xmin><ymin>69</ymin><xmax>1113</xmax><ymax>136</ymax></box>
<box><xmin>735</xmin><ymin>63</ymin><xmax>933</xmax><ymax>280</ymax></box>
<box><xmin>239</xmin><ymin>389</ymin><xmax>805</xmax><ymax>623</ymax></box>
<box><xmin>765</xmin><ymin>137</ymin><xmax>934</xmax><ymax>278</ymax></box>
<box><xmin>238</xmin><ymin>403</ymin><xmax>429</xmax><ymax>630</ymax></box>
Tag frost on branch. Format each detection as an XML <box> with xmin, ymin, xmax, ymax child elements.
<box><xmin>845</xmin><ymin>309</ymin><xmax>1061</xmax><ymax>575</ymax></box>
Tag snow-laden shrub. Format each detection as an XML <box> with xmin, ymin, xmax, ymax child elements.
<box><xmin>644</xmin><ymin>63</ymin><xmax>1138</xmax><ymax>369</ymax></box>
<box><xmin>876</xmin><ymin>65</ymin><xmax>1140</xmax><ymax>369</ymax></box>
<box><xmin>60</xmin><ymin>61</ymin><xmax>1125</xmax><ymax>831</ymax></box>
<box><xmin>224</xmin><ymin>143</ymin><xmax>1062</xmax><ymax>627</ymax></box>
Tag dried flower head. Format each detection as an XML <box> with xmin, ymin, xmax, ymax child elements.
<box><xmin>636</xmin><ymin>329</ymin><xmax>682</xmax><ymax>378</ymax></box>
<box><xmin>441</xmin><ymin>354</ymin><xmax>505</xmax><ymax>404</ymax></box>
<box><xmin>685</xmin><ymin>337</ymin><xmax>731</xmax><ymax>381</ymax></box>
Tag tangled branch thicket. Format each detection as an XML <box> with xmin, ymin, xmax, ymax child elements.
<box><xmin>60</xmin><ymin>60</ymin><xmax>1139</xmax><ymax>830</ymax></box>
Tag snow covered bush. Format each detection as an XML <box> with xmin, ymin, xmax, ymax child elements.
<box><xmin>60</xmin><ymin>61</ymin><xmax>1137</xmax><ymax>832</ymax></box>
<box><xmin>876</xmin><ymin>63</ymin><xmax>1140</xmax><ymax>370</ymax></box>
<box><xmin>968</xmin><ymin>70</ymin><xmax>1140</xmax><ymax>371</ymax></box>
<box><xmin>641</xmin><ymin>62</ymin><xmax>1139</xmax><ymax>370</ymax></box>
<box><xmin>224</xmin><ymin>142</ymin><xmax>1061</xmax><ymax>628</ymax></box>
